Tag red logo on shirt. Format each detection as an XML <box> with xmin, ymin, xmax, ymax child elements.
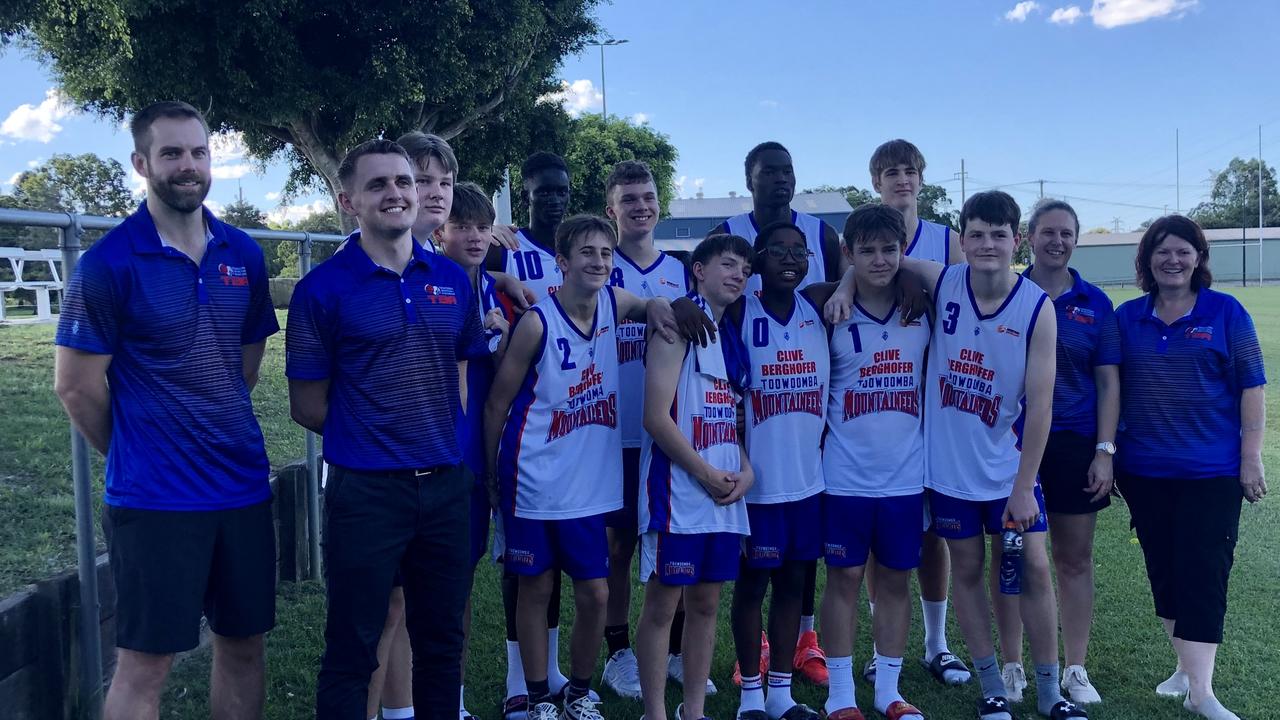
<box><xmin>217</xmin><ymin>264</ymin><xmax>249</xmax><ymax>287</ymax></box>
<box><xmin>1185</xmin><ymin>326</ymin><xmax>1214</xmax><ymax>341</ymax></box>
<box><xmin>1066</xmin><ymin>305</ymin><xmax>1095</xmax><ymax>325</ymax></box>
<box><xmin>423</xmin><ymin>284</ymin><xmax>458</xmax><ymax>305</ymax></box>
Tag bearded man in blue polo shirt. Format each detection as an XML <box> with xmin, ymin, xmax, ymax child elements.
<box><xmin>54</xmin><ymin>101</ymin><xmax>279</xmax><ymax>720</ymax></box>
<box><xmin>287</xmin><ymin>139</ymin><xmax>490</xmax><ymax>720</ymax></box>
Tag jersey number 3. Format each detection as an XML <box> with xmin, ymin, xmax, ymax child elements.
<box><xmin>942</xmin><ymin>302</ymin><xmax>960</xmax><ymax>335</ymax></box>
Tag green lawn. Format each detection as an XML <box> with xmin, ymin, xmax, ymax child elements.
<box><xmin>2</xmin><ymin>289</ymin><xmax>1278</xmax><ymax>720</ymax></box>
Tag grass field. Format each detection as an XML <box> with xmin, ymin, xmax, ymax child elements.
<box><xmin>2</xmin><ymin>288</ymin><xmax>1278</xmax><ymax>720</ymax></box>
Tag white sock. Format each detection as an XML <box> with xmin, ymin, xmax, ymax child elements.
<box><xmin>459</xmin><ymin>685</ymin><xmax>468</xmax><ymax>717</ymax></box>
<box><xmin>765</xmin><ymin>671</ymin><xmax>796</xmax><ymax>719</ymax></box>
<box><xmin>921</xmin><ymin>598</ymin><xmax>950</xmax><ymax>660</ymax></box>
<box><xmin>873</xmin><ymin>653</ymin><xmax>906</xmax><ymax>713</ymax></box>
<box><xmin>383</xmin><ymin>707</ymin><xmax>414</xmax><ymax>720</ymax></box>
<box><xmin>506</xmin><ymin>640</ymin><xmax>527</xmax><ymax>698</ymax></box>
<box><xmin>825</xmin><ymin>655</ymin><xmax>855</xmax><ymax>714</ymax></box>
<box><xmin>867</xmin><ymin>600</ymin><xmax>876</xmax><ymax>617</ymax></box>
<box><xmin>739</xmin><ymin>673</ymin><xmax>765</xmax><ymax>714</ymax></box>
<box><xmin>799</xmin><ymin>615</ymin><xmax>815</xmax><ymax>634</ymax></box>
<box><xmin>548</xmin><ymin>627</ymin><xmax>569</xmax><ymax>692</ymax></box>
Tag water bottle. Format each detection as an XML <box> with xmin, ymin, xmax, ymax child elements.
<box><xmin>999</xmin><ymin>522</ymin><xmax>1023</xmax><ymax>595</ymax></box>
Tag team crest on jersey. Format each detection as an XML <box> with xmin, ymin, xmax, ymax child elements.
<box><xmin>596</xmin><ymin>325</ymin><xmax>610</xmax><ymax>337</ymax></box>
<box><xmin>217</xmin><ymin>264</ymin><xmax>249</xmax><ymax>287</ymax></box>
<box><xmin>939</xmin><ymin>377</ymin><xmax>1003</xmax><ymax>427</ymax></box>
<box><xmin>659</xmin><ymin>277</ymin><xmax>682</xmax><ymax>288</ymax></box>
<box><xmin>423</xmin><ymin>283</ymin><xmax>458</xmax><ymax>304</ymax></box>
<box><xmin>1185</xmin><ymin>326</ymin><xmax>1214</xmax><ymax>341</ymax></box>
<box><xmin>749</xmin><ymin>387</ymin><xmax>825</xmax><ymax>426</ymax></box>
<box><xmin>799</xmin><ymin>319</ymin><xmax>815</xmax><ymax>329</ymax></box>
<box><xmin>996</xmin><ymin>325</ymin><xmax>1021</xmax><ymax>338</ymax></box>
<box><xmin>1066</xmin><ymin>305</ymin><xmax>1095</xmax><ymax>325</ymax></box>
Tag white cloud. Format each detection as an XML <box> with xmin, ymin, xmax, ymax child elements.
<box><xmin>26</xmin><ymin>158</ymin><xmax>42</xmax><ymax>169</ymax></box>
<box><xmin>1090</xmin><ymin>0</ymin><xmax>1196</xmax><ymax>28</ymax></box>
<box><xmin>1050</xmin><ymin>5</ymin><xmax>1084</xmax><ymax>23</ymax></box>
<box><xmin>129</xmin><ymin>169</ymin><xmax>147</xmax><ymax>198</ymax></box>
<box><xmin>1005</xmin><ymin>1</ymin><xmax>1041</xmax><ymax>21</ymax></box>
<box><xmin>0</xmin><ymin>89</ymin><xmax>76</xmax><ymax>143</ymax></box>
<box><xmin>210</xmin><ymin>164</ymin><xmax>253</xmax><ymax>180</ymax></box>
<box><xmin>693</xmin><ymin>178</ymin><xmax>705</xmax><ymax>196</ymax></box>
<box><xmin>631</xmin><ymin>112</ymin><xmax>649</xmax><ymax>125</ymax></box>
<box><xmin>674</xmin><ymin>175</ymin><xmax>687</xmax><ymax>198</ymax></box>
<box><xmin>204</xmin><ymin>199</ymin><xmax>225</xmax><ymax>216</ymax></box>
<box><xmin>209</xmin><ymin>131</ymin><xmax>248</xmax><ymax>162</ymax></box>
<box><xmin>267</xmin><ymin>199</ymin><xmax>331</xmax><ymax>226</ymax></box>
<box><xmin>4</xmin><ymin>171</ymin><xmax>21</xmax><ymax>189</ymax></box>
<box><xmin>265</xmin><ymin>191</ymin><xmax>280</xmax><ymax>201</ymax></box>
<box><xmin>539</xmin><ymin>79</ymin><xmax>602</xmax><ymax>117</ymax></box>
<box><xmin>759</xmin><ymin>99</ymin><xmax>780</xmax><ymax>109</ymax></box>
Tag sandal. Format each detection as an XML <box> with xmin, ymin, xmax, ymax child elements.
<box><xmin>920</xmin><ymin>652</ymin><xmax>972</xmax><ymax>686</ymax></box>
<box><xmin>503</xmin><ymin>694</ymin><xmax>530</xmax><ymax>720</ymax></box>
<box><xmin>884</xmin><ymin>700</ymin><xmax>924</xmax><ymax>720</ymax></box>
<box><xmin>779</xmin><ymin>705</ymin><xmax>821</xmax><ymax>720</ymax></box>
<box><xmin>823</xmin><ymin>709</ymin><xmax>865</xmax><ymax>720</ymax></box>
<box><xmin>975</xmin><ymin>696</ymin><xmax>1015</xmax><ymax>720</ymax></box>
<box><xmin>1048</xmin><ymin>700</ymin><xmax>1087</xmax><ymax>719</ymax></box>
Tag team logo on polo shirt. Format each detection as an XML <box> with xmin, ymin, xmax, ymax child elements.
<box><xmin>217</xmin><ymin>264</ymin><xmax>250</xmax><ymax>287</ymax></box>
<box><xmin>1065</xmin><ymin>305</ymin><xmax>1095</xmax><ymax>325</ymax></box>
<box><xmin>1185</xmin><ymin>326</ymin><xmax>1214</xmax><ymax>341</ymax></box>
<box><xmin>423</xmin><ymin>283</ymin><xmax>458</xmax><ymax>305</ymax></box>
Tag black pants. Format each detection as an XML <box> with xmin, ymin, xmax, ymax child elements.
<box><xmin>1119</xmin><ymin>473</ymin><xmax>1242</xmax><ymax>644</ymax></box>
<box><xmin>316</xmin><ymin>464</ymin><xmax>473</xmax><ymax>720</ymax></box>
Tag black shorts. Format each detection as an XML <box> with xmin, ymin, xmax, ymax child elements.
<box><xmin>104</xmin><ymin>500</ymin><xmax>277</xmax><ymax>654</ymax></box>
<box><xmin>604</xmin><ymin>447</ymin><xmax>642</xmax><ymax>531</ymax></box>
<box><xmin>1039</xmin><ymin>430</ymin><xmax>1111</xmax><ymax>515</ymax></box>
<box><xmin>1118</xmin><ymin>474</ymin><xmax>1242</xmax><ymax>644</ymax></box>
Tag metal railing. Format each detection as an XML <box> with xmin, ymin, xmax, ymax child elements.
<box><xmin>0</xmin><ymin>206</ymin><xmax>343</xmax><ymax>719</ymax></box>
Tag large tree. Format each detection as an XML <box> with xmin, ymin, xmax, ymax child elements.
<box><xmin>1190</xmin><ymin>157</ymin><xmax>1280</xmax><ymax>229</ymax></box>
<box><xmin>4</xmin><ymin>153</ymin><xmax>133</xmax><ymax>218</ymax></box>
<box><xmin>10</xmin><ymin>0</ymin><xmax>600</xmax><ymax>230</ymax></box>
<box><xmin>805</xmin><ymin>182</ymin><xmax>957</xmax><ymax>228</ymax></box>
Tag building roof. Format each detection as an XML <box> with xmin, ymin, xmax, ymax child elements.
<box><xmin>1077</xmin><ymin>226</ymin><xmax>1280</xmax><ymax>247</ymax></box>
<box><xmin>666</xmin><ymin>191</ymin><xmax>852</xmax><ymax>219</ymax></box>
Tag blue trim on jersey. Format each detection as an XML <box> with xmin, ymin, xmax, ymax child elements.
<box><xmin>944</xmin><ymin>226</ymin><xmax>951</xmax><ymax>264</ymax></box>
<box><xmin>798</xmin><ymin>289</ymin><xmax>823</xmax><ymax>317</ymax></box>
<box><xmin>965</xmin><ymin>266</ymin><xmax>1027</xmax><ymax>321</ymax></box>
<box><xmin>616</xmin><ymin>248</ymin><xmax>666</xmax><ymax>274</ymax></box>
<box><xmin>606</xmin><ymin>285</ymin><xmax>619</xmax><ymax>326</ymax></box>
<box><xmin>854</xmin><ymin>299</ymin><xmax>898</xmax><ymax>326</ymax></box>
<box><xmin>646</xmin><ymin>374</ymin><xmax>683</xmax><ymax>532</ymax></box>
<box><xmin>906</xmin><ymin>219</ymin><xmax>924</xmax><ymax>257</ymax></box>
<box><xmin>1024</xmin><ymin>292</ymin><xmax>1049</xmax><ymax>356</ymax></box>
<box><xmin>549</xmin><ymin>290</ymin><xmax>599</xmax><ymax>341</ymax></box>
<box><xmin>932</xmin><ymin>264</ymin><xmax>951</xmax><ymax>308</ymax></box>
<box><xmin>759</xmin><ymin>295</ymin><xmax>797</xmax><ymax>327</ymax></box>
<box><xmin>498</xmin><ymin>308</ymin><xmax>548</xmax><ymax>513</ymax></box>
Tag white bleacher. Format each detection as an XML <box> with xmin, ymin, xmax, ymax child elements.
<box><xmin>0</xmin><ymin>247</ymin><xmax>64</xmax><ymax>322</ymax></box>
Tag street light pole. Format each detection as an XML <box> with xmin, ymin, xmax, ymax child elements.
<box><xmin>587</xmin><ymin>38</ymin><xmax>628</xmax><ymax>121</ymax></box>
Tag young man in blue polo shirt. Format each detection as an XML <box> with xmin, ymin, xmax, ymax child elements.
<box><xmin>54</xmin><ymin>101</ymin><xmax>279</xmax><ymax>720</ymax></box>
<box><xmin>287</xmin><ymin>139</ymin><xmax>490</xmax><ymax>720</ymax></box>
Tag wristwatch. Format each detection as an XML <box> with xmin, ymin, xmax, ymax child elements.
<box><xmin>1095</xmin><ymin>441</ymin><xmax>1116</xmax><ymax>456</ymax></box>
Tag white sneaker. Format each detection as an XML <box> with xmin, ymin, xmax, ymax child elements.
<box><xmin>1061</xmin><ymin>664</ymin><xmax>1102</xmax><ymax>704</ymax></box>
<box><xmin>603</xmin><ymin>648</ymin><xmax>643</xmax><ymax>700</ymax></box>
<box><xmin>529</xmin><ymin>701</ymin><xmax>561</xmax><ymax>720</ymax></box>
<box><xmin>564</xmin><ymin>695</ymin><xmax>605</xmax><ymax>720</ymax></box>
<box><xmin>1157</xmin><ymin>669</ymin><xmax>1190</xmax><ymax>697</ymax></box>
<box><xmin>1001</xmin><ymin>662</ymin><xmax>1027</xmax><ymax>703</ymax></box>
<box><xmin>667</xmin><ymin>653</ymin><xmax>718</xmax><ymax>696</ymax></box>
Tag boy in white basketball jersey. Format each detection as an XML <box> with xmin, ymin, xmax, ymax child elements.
<box><xmin>832</xmin><ymin>192</ymin><xmax>1083</xmax><ymax>720</ymax></box>
<box><xmin>635</xmin><ymin>234</ymin><xmax>755</xmax><ymax>720</ymax></box>
<box><xmin>819</xmin><ymin>205</ymin><xmax>928</xmax><ymax>720</ymax></box>
<box><xmin>486</xmin><ymin>152</ymin><xmax>570</xmax><ymax>299</ymax></box>
<box><xmin>598</xmin><ymin>161</ymin><xmax>694</xmax><ymax>700</ymax></box>
<box><xmin>863</xmin><ymin>138</ymin><xmax>970</xmax><ymax>689</ymax></box>
<box><xmin>485</xmin><ymin>216</ymin><xmax>683</xmax><ymax>720</ymax></box>
<box><xmin>724</xmin><ymin>221</ymin><xmax>831</xmax><ymax>720</ymax></box>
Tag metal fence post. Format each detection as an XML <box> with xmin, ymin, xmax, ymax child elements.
<box><xmin>61</xmin><ymin>213</ymin><xmax>104</xmax><ymax>719</ymax></box>
<box><xmin>298</xmin><ymin>233</ymin><xmax>323</xmax><ymax>580</ymax></box>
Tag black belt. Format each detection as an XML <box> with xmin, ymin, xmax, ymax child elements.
<box><xmin>338</xmin><ymin>464</ymin><xmax>455</xmax><ymax>479</ymax></box>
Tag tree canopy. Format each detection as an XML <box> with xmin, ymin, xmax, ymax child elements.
<box><xmin>1190</xmin><ymin>157</ymin><xmax>1280</xmax><ymax>229</ymax></box>
<box><xmin>806</xmin><ymin>183</ymin><xmax>958</xmax><ymax>228</ymax></box>
<box><xmin>8</xmin><ymin>0</ymin><xmax>601</xmax><ymax>228</ymax></box>
<box><xmin>2</xmin><ymin>153</ymin><xmax>133</xmax><ymax>218</ymax></box>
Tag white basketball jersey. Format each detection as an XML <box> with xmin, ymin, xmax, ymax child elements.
<box><xmin>640</xmin><ymin>297</ymin><xmax>750</xmax><ymax>535</ymax></box>
<box><xmin>610</xmin><ymin>249</ymin><xmax>690</xmax><ymax>448</ymax></box>
<box><xmin>738</xmin><ymin>293</ymin><xmax>829</xmax><ymax>503</ymax></box>
<box><xmin>723</xmin><ymin>210</ymin><xmax>828</xmax><ymax>293</ymax></box>
<box><xmin>925</xmin><ymin>266</ymin><xmax>1049</xmax><ymax>501</ymax></box>
<box><xmin>498</xmin><ymin>287</ymin><xmax>623</xmax><ymax>519</ymax></box>
<box><xmin>504</xmin><ymin>229</ymin><xmax>562</xmax><ymax>300</ymax></box>
<box><xmin>906</xmin><ymin>219</ymin><xmax>952</xmax><ymax>265</ymax></box>
<box><xmin>824</xmin><ymin>301</ymin><xmax>930</xmax><ymax>497</ymax></box>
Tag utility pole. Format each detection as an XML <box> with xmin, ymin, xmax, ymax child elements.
<box><xmin>1113</xmin><ymin>217</ymin><xmax>1122</xmax><ymax>233</ymax></box>
<box><xmin>954</xmin><ymin>160</ymin><xmax>968</xmax><ymax>204</ymax></box>
<box><xmin>587</xmin><ymin>38</ymin><xmax>629</xmax><ymax>120</ymax></box>
<box><xmin>1260</xmin><ymin>125</ymin><xmax>1265</xmax><ymax>285</ymax></box>
<box><xmin>1038</xmin><ymin>179</ymin><xmax>1045</xmax><ymax>199</ymax></box>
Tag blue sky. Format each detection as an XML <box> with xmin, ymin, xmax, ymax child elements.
<box><xmin>1</xmin><ymin>0</ymin><xmax>1277</xmax><ymax>231</ymax></box>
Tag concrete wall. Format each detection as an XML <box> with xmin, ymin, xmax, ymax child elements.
<box><xmin>1073</xmin><ymin>238</ymin><xmax>1280</xmax><ymax>286</ymax></box>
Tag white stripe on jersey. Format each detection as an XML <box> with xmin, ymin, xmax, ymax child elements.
<box><xmin>738</xmin><ymin>293</ymin><xmax>828</xmax><ymax>503</ymax></box>
<box><xmin>723</xmin><ymin>210</ymin><xmax>827</xmax><ymax>293</ymax></box>
<box><xmin>504</xmin><ymin>229</ymin><xmax>562</xmax><ymax>300</ymax></box>
<box><xmin>610</xmin><ymin>249</ymin><xmax>690</xmax><ymax>448</ymax></box>
<box><xmin>640</xmin><ymin>297</ymin><xmax>750</xmax><ymax>535</ymax></box>
<box><xmin>925</xmin><ymin>265</ymin><xmax>1049</xmax><ymax>501</ymax></box>
<box><xmin>905</xmin><ymin>219</ymin><xmax>952</xmax><ymax>265</ymax></box>
<box><xmin>498</xmin><ymin>287</ymin><xmax>623</xmax><ymax>519</ymax></box>
<box><xmin>824</xmin><ymin>301</ymin><xmax>929</xmax><ymax>497</ymax></box>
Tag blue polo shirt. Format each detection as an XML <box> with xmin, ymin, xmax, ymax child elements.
<box><xmin>286</xmin><ymin>233</ymin><xmax>489</xmax><ymax>471</ymax></box>
<box><xmin>54</xmin><ymin>201</ymin><xmax>279</xmax><ymax>511</ymax></box>
<box><xmin>1114</xmin><ymin>288</ymin><xmax>1266</xmax><ymax>480</ymax></box>
<box><xmin>1022</xmin><ymin>267</ymin><xmax>1120</xmax><ymax>436</ymax></box>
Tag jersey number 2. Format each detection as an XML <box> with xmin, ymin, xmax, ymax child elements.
<box><xmin>556</xmin><ymin>337</ymin><xmax>576</xmax><ymax>370</ymax></box>
<box><xmin>942</xmin><ymin>302</ymin><xmax>960</xmax><ymax>335</ymax></box>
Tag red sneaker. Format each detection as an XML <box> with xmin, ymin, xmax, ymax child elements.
<box><xmin>793</xmin><ymin>630</ymin><xmax>829</xmax><ymax>686</ymax></box>
<box><xmin>732</xmin><ymin>632</ymin><xmax>772</xmax><ymax>686</ymax></box>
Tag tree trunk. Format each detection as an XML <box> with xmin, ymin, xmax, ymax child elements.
<box><xmin>287</xmin><ymin>119</ymin><xmax>356</xmax><ymax>234</ymax></box>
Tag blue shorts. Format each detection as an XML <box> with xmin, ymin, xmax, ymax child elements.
<box><xmin>605</xmin><ymin>448</ymin><xmax>642</xmax><ymax>531</ymax></box>
<box><xmin>501</xmin><ymin>512</ymin><xmax>609</xmax><ymax>579</ymax></box>
<box><xmin>929</xmin><ymin>487</ymin><xmax>1049</xmax><ymax>539</ymax></box>
<box><xmin>744</xmin><ymin>493</ymin><xmax>824</xmax><ymax>568</ymax></box>
<box><xmin>470</xmin><ymin>482</ymin><xmax>491</xmax><ymax>567</ymax></box>
<box><xmin>822</xmin><ymin>493</ymin><xmax>925</xmax><ymax>570</ymax></box>
<box><xmin>640</xmin><ymin>531</ymin><xmax>741</xmax><ymax>586</ymax></box>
